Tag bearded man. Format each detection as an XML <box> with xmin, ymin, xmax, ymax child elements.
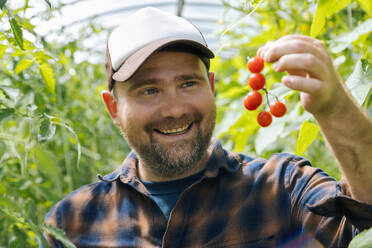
<box><xmin>45</xmin><ymin>7</ymin><xmax>372</xmax><ymax>248</ymax></box>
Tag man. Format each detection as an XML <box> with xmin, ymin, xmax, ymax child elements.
<box><xmin>45</xmin><ymin>7</ymin><xmax>372</xmax><ymax>248</ymax></box>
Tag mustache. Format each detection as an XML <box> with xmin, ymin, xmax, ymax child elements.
<box><xmin>144</xmin><ymin>112</ymin><xmax>203</xmax><ymax>132</ymax></box>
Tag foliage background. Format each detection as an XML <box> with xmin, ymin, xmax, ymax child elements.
<box><xmin>0</xmin><ymin>0</ymin><xmax>371</xmax><ymax>246</ymax></box>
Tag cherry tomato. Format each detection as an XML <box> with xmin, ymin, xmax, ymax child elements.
<box><xmin>248</xmin><ymin>73</ymin><xmax>265</xmax><ymax>90</ymax></box>
<box><xmin>244</xmin><ymin>91</ymin><xmax>262</xmax><ymax>110</ymax></box>
<box><xmin>270</xmin><ymin>101</ymin><xmax>287</xmax><ymax>117</ymax></box>
<box><xmin>247</xmin><ymin>57</ymin><xmax>264</xmax><ymax>73</ymax></box>
<box><xmin>257</xmin><ymin>111</ymin><xmax>272</xmax><ymax>127</ymax></box>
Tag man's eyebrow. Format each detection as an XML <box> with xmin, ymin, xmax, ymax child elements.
<box><xmin>175</xmin><ymin>73</ymin><xmax>205</xmax><ymax>81</ymax></box>
<box><xmin>127</xmin><ymin>79</ymin><xmax>159</xmax><ymax>92</ymax></box>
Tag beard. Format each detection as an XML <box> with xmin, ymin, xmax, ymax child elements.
<box><xmin>122</xmin><ymin>105</ymin><xmax>216</xmax><ymax>178</ymax></box>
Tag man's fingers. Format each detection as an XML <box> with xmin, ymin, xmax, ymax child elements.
<box><xmin>284</xmin><ymin>70</ymin><xmax>309</xmax><ymax>77</ymax></box>
<box><xmin>273</xmin><ymin>53</ymin><xmax>328</xmax><ymax>81</ymax></box>
<box><xmin>260</xmin><ymin>39</ymin><xmax>329</xmax><ymax>64</ymax></box>
<box><xmin>282</xmin><ymin>75</ymin><xmax>323</xmax><ymax>95</ymax></box>
<box><xmin>256</xmin><ymin>41</ymin><xmax>274</xmax><ymax>58</ymax></box>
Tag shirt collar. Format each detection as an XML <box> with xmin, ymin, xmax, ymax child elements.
<box><xmin>98</xmin><ymin>138</ymin><xmax>242</xmax><ymax>184</ymax></box>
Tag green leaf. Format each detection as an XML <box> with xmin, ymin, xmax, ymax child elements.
<box><xmin>228</xmin><ymin>111</ymin><xmax>258</xmax><ymax>152</ymax></box>
<box><xmin>54</xmin><ymin>122</ymin><xmax>81</xmax><ymax>168</ymax></box>
<box><xmin>33</xmin><ymin>50</ymin><xmax>53</xmax><ymax>62</ymax></box>
<box><xmin>345</xmin><ymin>59</ymin><xmax>372</xmax><ymax>105</ymax></box>
<box><xmin>0</xmin><ymin>140</ymin><xmax>6</xmax><ymax>159</ymax></box>
<box><xmin>0</xmin><ymin>108</ymin><xmax>14</xmax><ymax>122</ymax></box>
<box><xmin>9</xmin><ymin>225</ymin><xmax>28</xmax><ymax>248</ymax></box>
<box><xmin>24</xmin><ymin>198</ymin><xmax>36</xmax><ymax>223</ymax></box>
<box><xmin>39</xmin><ymin>63</ymin><xmax>55</xmax><ymax>94</ymax></box>
<box><xmin>0</xmin><ymin>0</ymin><xmax>6</xmax><ymax>9</ymax></box>
<box><xmin>44</xmin><ymin>0</ymin><xmax>52</xmax><ymax>8</ymax></box>
<box><xmin>311</xmin><ymin>0</ymin><xmax>352</xmax><ymax>38</ymax></box>
<box><xmin>32</xmin><ymin>145</ymin><xmax>61</xmax><ymax>194</ymax></box>
<box><xmin>219</xmin><ymin>86</ymin><xmax>249</xmax><ymax>99</ymax></box>
<box><xmin>295</xmin><ymin>121</ymin><xmax>320</xmax><ymax>156</ymax></box>
<box><xmin>348</xmin><ymin>227</ymin><xmax>372</xmax><ymax>247</ymax></box>
<box><xmin>357</xmin><ymin>0</ymin><xmax>372</xmax><ymax>15</ymax></box>
<box><xmin>9</xmin><ymin>18</ymin><xmax>23</xmax><ymax>50</ymax></box>
<box><xmin>0</xmin><ymin>86</ymin><xmax>20</xmax><ymax>100</ymax></box>
<box><xmin>38</xmin><ymin>116</ymin><xmax>56</xmax><ymax>142</ymax></box>
<box><xmin>0</xmin><ymin>183</ymin><xmax>6</xmax><ymax>194</ymax></box>
<box><xmin>42</xmin><ymin>224</ymin><xmax>77</xmax><ymax>248</ymax></box>
<box><xmin>0</xmin><ymin>44</ymin><xmax>7</xmax><ymax>59</ymax></box>
<box><xmin>15</xmin><ymin>59</ymin><xmax>34</xmax><ymax>74</ymax></box>
<box><xmin>329</xmin><ymin>18</ymin><xmax>372</xmax><ymax>53</ymax></box>
<box><xmin>0</xmin><ymin>196</ymin><xmax>22</xmax><ymax>213</ymax></box>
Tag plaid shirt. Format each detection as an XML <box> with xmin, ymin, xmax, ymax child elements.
<box><xmin>45</xmin><ymin>139</ymin><xmax>372</xmax><ymax>248</ymax></box>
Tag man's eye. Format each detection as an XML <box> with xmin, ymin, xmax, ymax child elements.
<box><xmin>182</xmin><ymin>81</ymin><xmax>196</xmax><ymax>88</ymax></box>
<box><xmin>142</xmin><ymin>88</ymin><xmax>159</xmax><ymax>95</ymax></box>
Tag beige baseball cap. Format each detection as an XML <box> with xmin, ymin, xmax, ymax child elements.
<box><xmin>105</xmin><ymin>7</ymin><xmax>215</xmax><ymax>90</ymax></box>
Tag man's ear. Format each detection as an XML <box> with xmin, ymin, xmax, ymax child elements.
<box><xmin>102</xmin><ymin>90</ymin><xmax>120</xmax><ymax>127</ymax></box>
<box><xmin>208</xmin><ymin>72</ymin><xmax>215</xmax><ymax>94</ymax></box>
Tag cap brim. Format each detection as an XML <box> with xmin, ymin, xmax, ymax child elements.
<box><xmin>112</xmin><ymin>37</ymin><xmax>214</xmax><ymax>82</ymax></box>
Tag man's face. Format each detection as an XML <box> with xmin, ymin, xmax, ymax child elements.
<box><xmin>111</xmin><ymin>51</ymin><xmax>216</xmax><ymax>178</ymax></box>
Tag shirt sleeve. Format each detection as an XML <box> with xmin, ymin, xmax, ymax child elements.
<box><xmin>43</xmin><ymin>205</ymin><xmax>67</xmax><ymax>248</ymax></box>
<box><xmin>284</xmin><ymin>155</ymin><xmax>372</xmax><ymax>247</ymax></box>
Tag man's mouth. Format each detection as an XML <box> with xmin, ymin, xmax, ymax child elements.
<box><xmin>154</xmin><ymin>122</ymin><xmax>193</xmax><ymax>135</ymax></box>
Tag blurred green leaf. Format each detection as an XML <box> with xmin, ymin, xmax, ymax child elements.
<box><xmin>39</xmin><ymin>63</ymin><xmax>55</xmax><ymax>94</ymax></box>
<box><xmin>0</xmin><ymin>44</ymin><xmax>7</xmax><ymax>59</ymax></box>
<box><xmin>0</xmin><ymin>140</ymin><xmax>6</xmax><ymax>159</ymax></box>
<box><xmin>357</xmin><ymin>0</ymin><xmax>372</xmax><ymax>15</ymax></box>
<box><xmin>15</xmin><ymin>59</ymin><xmax>34</xmax><ymax>74</ymax></box>
<box><xmin>9</xmin><ymin>18</ymin><xmax>23</xmax><ymax>50</ymax></box>
<box><xmin>329</xmin><ymin>18</ymin><xmax>372</xmax><ymax>53</ymax></box>
<box><xmin>0</xmin><ymin>183</ymin><xmax>6</xmax><ymax>194</ymax></box>
<box><xmin>44</xmin><ymin>0</ymin><xmax>52</xmax><ymax>8</ymax></box>
<box><xmin>34</xmin><ymin>50</ymin><xmax>53</xmax><ymax>62</ymax></box>
<box><xmin>38</xmin><ymin>117</ymin><xmax>56</xmax><ymax>142</ymax></box>
<box><xmin>348</xmin><ymin>227</ymin><xmax>372</xmax><ymax>247</ymax></box>
<box><xmin>9</xmin><ymin>225</ymin><xmax>28</xmax><ymax>248</ymax></box>
<box><xmin>295</xmin><ymin>121</ymin><xmax>319</xmax><ymax>156</ymax></box>
<box><xmin>311</xmin><ymin>0</ymin><xmax>351</xmax><ymax>37</ymax></box>
<box><xmin>42</xmin><ymin>224</ymin><xmax>77</xmax><ymax>248</ymax></box>
<box><xmin>0</xmin><ymin>86</ymin><xmax>20</xmax><ymax>100</ymax></box>
<box><xmin>0</xmin><ymin>108</ymin><xmax>14</xmax><ymax>122</ymax></box>
<box><xmin>0</xmin><ymin>0</ymin><xmax>7</xmax><ymax>9</ymax></box>
<box><xmin>0</xmin><ymin>196</ymin><xmax>22</xmax><ymax>213</ymax></box>
<box><xmin>219</xmin><ymin>86</ymin><xmax>248</xmax><ymax>99</ymax></box>
<box><xmin>24</xmin><ymin>198</ymin><xmax>37</xmax><ymax>223</ymax></box>
<box><xmin>346</xmin><ymin>59</ymin><xmax>372</xmax><ymax>105</ymax></box>
<box><xmin>32</xmin><ymin>145</ymin><xmax>61</xmax><ymax>194</ymax></box>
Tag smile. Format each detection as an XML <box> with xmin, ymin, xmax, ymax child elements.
<box><xmin>154</xmin><ymin>123</ymin><xmax>193</xmax><ymax>135</ymax></box>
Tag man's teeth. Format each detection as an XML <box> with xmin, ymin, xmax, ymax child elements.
<box><xmin>158</xmin><ymin>124</ymin><xmax>190</xmax><ymax>134</ymax></box>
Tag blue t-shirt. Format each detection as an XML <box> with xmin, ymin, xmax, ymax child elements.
<box><xmin>141</xmin><ymin>170</ymin><xmax>204</xmax><ymax>220</ymax></box>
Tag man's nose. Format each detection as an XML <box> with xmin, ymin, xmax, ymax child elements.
<box><xmin>159</xmin><ymin>92</ymin><xmax>188</xmax><ymax>119</ymax></box>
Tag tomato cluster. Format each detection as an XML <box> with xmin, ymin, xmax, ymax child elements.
<box><xmin>244</xmin><ymin>57</ymin><xmax>287</xmax><ymax>127</ymax></box>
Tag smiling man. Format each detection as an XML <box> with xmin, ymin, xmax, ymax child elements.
<box><xmin>44</xmin><ymin>7</ymin><xmax>372</xmax><ymax>248</ymax></box>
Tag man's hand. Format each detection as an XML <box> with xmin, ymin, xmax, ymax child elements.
<box><xmin>257</xmin><ymin>34</ymin><xmax>349</xmax><ymax>119</ymax></box>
